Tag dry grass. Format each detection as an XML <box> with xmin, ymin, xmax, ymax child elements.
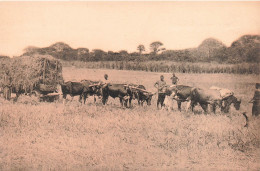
<box><xmin>0</xmin><ymin>67</ymin><xmax>260</xmax><ymax>170</ymax></box>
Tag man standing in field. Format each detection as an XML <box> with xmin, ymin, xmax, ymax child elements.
<box><xmin>103</xmin><ymin>74</ymin><xmax>109</xmax><ymax>86</ymax></box>
<box><xmin>170</xmin><ymin>73</ymin><xmax>179</xmax><ymax>85</ymax></box>
<box><xmin>101</xmin><ymin>74</ymin><xmax>109</xmax><ymax>104</ymax></box>
<box><xmin>250</xmin><ymin>83</ymin><xmax>260</xmax><ymax>117</ymax></box>
<box><xmin>154</xmin><ymin>75</ymin><xmax>167</xmax><ymax>109</ymax></box>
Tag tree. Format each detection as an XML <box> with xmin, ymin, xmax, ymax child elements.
<box><xmin>119</xmin><ymin>50</ymin><xmax>129</xmax><ymax>61</ymax></box>
<box><xmin>91</xmin><ymin>49</ymin><xmax>106</xmax><ymax>61</ymax></box>
<box><xmin>137</xmin><ymin>44</ymin><xmax>145</xmax><ymax>54</ymax></box>
<box><xmin>119</xmin><ymin>50</ymin><xmax>128</xmax><ymax>55</ymax></box>
<box><xmin>150</xmin><ymin>41</ymin><xmax>164</xmax><ymax>54</ymax></box>
<box><xmin>77</xmin><ymin>48</ymin><xmax>89</xmax><ymax>61</ymax></box>
<box><xmin>23</xmin><ymin>46</ymin><xmax>40</xmax><ymax>55</ymax></box>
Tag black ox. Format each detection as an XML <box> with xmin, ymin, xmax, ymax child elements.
<box><xmin>130</xmin><ymin>84</ymin><xmax>154</xmax><ymax>106</ymax></box>
<box><xmin>61</xmin><ymin>80</ymin><xmax>101</xmax><ymax>104</ymax></box>
<box><xmin>101</xmin><ymin>84</ymin><xmax>134</xmax><ymax>108</ymax></box>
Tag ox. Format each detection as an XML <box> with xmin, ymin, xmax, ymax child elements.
<box><xmin>209</xmin><ymin>86</ymin><xmax>241</xmax><ymax>113</ymax></box>
<box><xmin>81</xmin><ymin>80</ymin><xmax>102</xmax><ymax>103</ymax></box>
<box><xmin>10</xmin><ymin>84</ymin><xmax>36</xmax><ymax>100</ymax></box>
<box><xmin>129</xmin><ymin>84</ymin><xmax>154</xmax><ymax>106</ymax></box>
<box><xmin>189</xmin><ymin>88</ymin><xmax>241</xmax><ymax>114</ymax></box>
<box><xmin>164</xmin><ymin>85</ymin><xmax>195</xmax><ymax>111</ymax></box>
<box><xmin>61</xmin><ymin>81</ymin><xmax>100</xmax><ymax>104</ymax></box>
<box><xmin>101</xmin><ymin>84</ymin><xmax>133</xmax><ymax>108</ymax></box>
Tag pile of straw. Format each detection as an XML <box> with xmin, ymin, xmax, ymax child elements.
<box><xmin>0</xmin><ymin>55</ymin><xmax>63</xmax><ymax>92</ymax></box>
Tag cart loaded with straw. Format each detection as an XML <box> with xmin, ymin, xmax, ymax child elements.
<box><xmin>0</xmin><ymin>55</ymin><xmax>64</xmax><ymax>101</ymax></box>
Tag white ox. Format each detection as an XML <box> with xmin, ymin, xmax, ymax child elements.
<box><xmin>209</xmin><ymin>86</ymin><xmax>234</xmax><ymax>99</ymax></box>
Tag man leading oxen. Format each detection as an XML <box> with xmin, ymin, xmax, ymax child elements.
<box><xmin>154</xmin><ymin>75</ymin><xmax>167</xmax><ymax>109</ymax></box>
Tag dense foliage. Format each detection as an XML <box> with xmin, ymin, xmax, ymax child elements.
<box><xmin>21</xmin><ymin>35</ymin><xmax>259</xmax><ymax>64</ymax></box>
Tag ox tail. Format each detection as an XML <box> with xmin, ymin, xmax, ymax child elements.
<box><xmin>242</xmin><ymin>112</ymin><xmax>249</xmax><ymax>127</ymax></box>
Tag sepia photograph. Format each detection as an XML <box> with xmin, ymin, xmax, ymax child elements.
<box><xmin>0</xmin><ymin>1</ymin><xmax>259</xmax><ymax>170</ymax></box>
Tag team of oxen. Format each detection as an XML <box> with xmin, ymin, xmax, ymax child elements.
<box><xmin>1</xmin><ymin>78</ymin><xmax>241</xmax><ymax>114</ymax></box>
<box><xmin>53</xmin><ymin>80</ymin><xmax>241</xmax><ymax>114</ymax></box>
<box><xmin>59</xmin><ymin>80</ymin><xmax>153</xmax><ymax>108</ymax></box>
<box><xmin>163</xmin><ymin>85</ymin><xmax>241</xmax><ymax>113</ymax></box>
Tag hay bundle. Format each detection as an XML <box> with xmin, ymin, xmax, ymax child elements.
<box><xmin>1</xmin><ymin>55</ymin><xmax>63</xmax><ymax>92</ymax></box>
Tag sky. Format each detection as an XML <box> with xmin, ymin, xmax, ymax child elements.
<box><xmin>0</xmin><ymin>1</ymin><xmax>259</xmax><ymax>56</ymax></box>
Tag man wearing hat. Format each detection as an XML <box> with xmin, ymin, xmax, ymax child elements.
<box><xmin>154</xmin><ymin>75</ymin><xmax>167</xmax><ymax>109</ymax></box>
<box><xmin>250</xmin><ymin>83</ymin><xmax>260</xmax><ymax>116</ymax></box>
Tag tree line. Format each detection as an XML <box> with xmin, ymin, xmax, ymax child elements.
<box><xmin>21</xmin><ymin>35</ymin><xmax>259</xmax><ymax>64</ymax></box>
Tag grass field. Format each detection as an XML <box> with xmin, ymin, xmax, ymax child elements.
<box><xmin>0</xmin><ymin>67</ymin><xmax>260</xmax><ymax>170</ymax></box>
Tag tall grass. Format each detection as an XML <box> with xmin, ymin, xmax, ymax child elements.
<box><xmin>62</xmin><ymin>61</ymin><xmax>260</xmax><ymax>74</ymax></box>
<box><xmin>0</xmin><ymin>98</ymin><xmax>259</xmax><ymax>170</ymax></box>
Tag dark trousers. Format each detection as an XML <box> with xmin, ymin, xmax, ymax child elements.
<box><xmin>157</xmin><ymin>93</ymin><xmax>166</xmax><ymax>108</ymax></box>
<box><xmin>252</xmin><ymin>100</ymin><xmax>260</xmax><ymax>116</ymax></box>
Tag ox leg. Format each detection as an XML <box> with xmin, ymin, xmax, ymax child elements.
<box><xmin>102</xmin><ymin>97</ymin><xmax>108</xmax><ymax>105</ymax></box>
<box><xmin>157</xmin><ymin>100</ymin><xmax>160</xmax><ymax>109</ymax></box>
<box><xmin>200</xmin><ymin>103</ymin><xmax>208</xmax><ymax>114</ymax></box>
<box><xmin>190</xmin><ymin>101</ymin><xmax>195</xmax><ymax>112</ymax></box>
<box><xmin>220</xmin><ymin>100</ymin><xmax>224</xmax><ymax>112</ymax></box>
<box><xmin>15</xmin><ymin>93</ymin><xmax>20</xmax><ymax>101</ymax></box>
<box><xmin>119</xmin><ymin>98</ymin><xmax>124</xmax><ymax>106</ymax></box>
<box><xmin>79</xmin><ymin>95</ymin><xmax>82</xmax><ymax>103</ymax></box>
<box><xmin>185</xmin><ymin>101</ymin><xmax>192</xmax><ymax>112</ymax></box>
<box><xmin>222</xmin><ymin>100</ymin><xmax>230</xmax><ymax>113</ymax></box>
<box><xmin>178</xmin><ymin>101</ymin><xmax>182</xmax><ymax>112</ymax></box>
<box><xmin>62</xmin><ymin>94</ymin><xmax>67</xmax><ymax>104</ymax></box>
<box><xmin>83</xmin><ymin>94</ymin><xmax>88</xmax><ymax>104</ymax></box>
<box><xmin>128</xmin><ymin>98</ymin><xmax>132</xmax><ymax>108</ymax></box>
<box><xmin>190</xmin><ymin>101</ymin><xmax>198</xmax><ymax>112</ymax></box>
<box><xmin>138</xmin><ymin>99</ymin><xmax>141</xmax><ymax>106</ymax></box>
<box><xmin>94</xmin><ymin>95</ymin><xmax>96</xmax><ymax>103</ymax></box>
<box><xmin>125</xmin><ymin>100</ymin><xmax>128</xmax><ymax>108</ymax></box>
<box><xmin>211</xmin><ymin>104</ymin><xmax>216</xmax><ymax>114</ymax></box>
<box><xmin>120</xmin><ymin>98</ymin><xmax>127</xmax><ymax>108</ymax></box>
